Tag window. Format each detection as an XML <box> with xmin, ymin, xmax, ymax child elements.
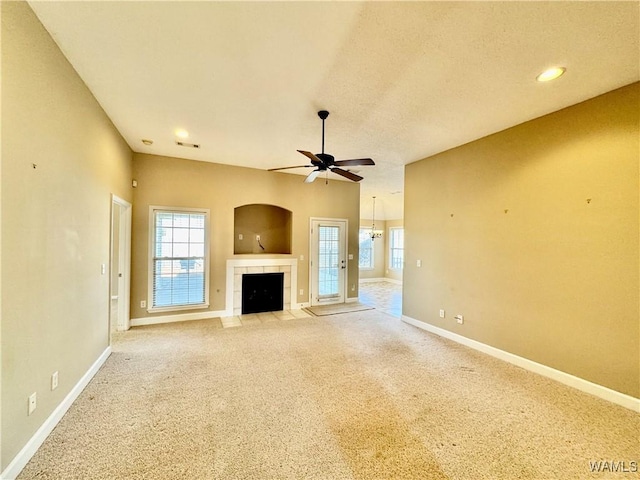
<box><xmin>358</xmin><ymin>228</ymin><xmax>374</xmax><ymax>269</ymax></box>
<box><xmin>389</xmin><ymin>227</ymin><xmax>404</xmax><ymax>270</ymax></box>
<box><xmin>318</xmin><ymin>225</ymin><xmax>341</xmax><ymax>297</ymax></box>
<box><xmin>149</xmin><ymin>207</ymin><xmax>209</xmax><ymax>311</ymax></box>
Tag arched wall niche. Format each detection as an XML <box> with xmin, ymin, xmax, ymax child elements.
<box><xmin>234</xmin><ymin>204</ymin><xmax>292</xmax><ymax>254</ymax></box>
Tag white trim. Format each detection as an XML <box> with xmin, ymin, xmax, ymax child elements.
<box><xmin>112</xmin><ymin>195</ymin><xmax>132</xmax><ymax>331</ymax></box>
<box><xmin>146</xmin><ymin>303</ymin><xmax>209</xmax><ymax>315</ymax></box>
<box><xmin>388</xmin><ymin>226</ymin><xmax>404</xmax><ymax>271</ymax></box>
<box><xmin>402</xmin><ymin>315</ymin><xmax>640</xmax><ymax>412</ymax></box>
<box><xmin>130</xmin><ymin>309</ymin><xmax>226</xmax><ymax>327</ymax></box>
<box><xmin>345</xmin><ymin>296</ymin><xmax>359</xmax><ymax>303</ymax></box>
<box><xmin>309</xmin><ymin>217</ymin><xmax>349</xmax><ymax>307</ymax></box>
<box><xmin>1</xmin><ymin>348</ymin><xmax>112</xmax><ymax>480</ymax></box>
<box><xmin>147</xmin><ymin>206</ymin><xmax>210</xmax><ymax>314</ymax></box>
<box><xmin>111</xmin><ymin>195</ymin><xmax>132</xmax><ymax>331</ymax></box>
<box><xmin>225</xmin><ymin>258</ymin><xmax>299</xmax><ymax>316</ymax></box>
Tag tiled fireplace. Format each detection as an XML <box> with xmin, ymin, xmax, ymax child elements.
<box><xmin>225</xmin><ymin>258</ymin><xmax>298</xmax><ymax>316</ymax></box>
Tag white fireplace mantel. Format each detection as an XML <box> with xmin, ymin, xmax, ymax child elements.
<box><xmin>225</xmin><ymin>258</ymin><xmax>300</xmax><ymax>316</ymax></box>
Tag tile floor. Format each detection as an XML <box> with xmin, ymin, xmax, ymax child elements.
<box><xmin>220</xmin><ymin>308</ymin><xmax>311</xmax><ymax>328</ymax></box>
<box><xmin>358</xmin><ymin>280</ymin><xmax>403</xmax><ymax>317</ymax></box>
<box><xmin>220</xmin><ymin>280</ymin><xmax>402</xmax><ymax>328</ymax></box>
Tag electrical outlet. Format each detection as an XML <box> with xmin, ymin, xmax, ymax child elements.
<box><xmin>51</xmin><ymin>371</ymin><xmax>59</xmax><ymax>390</ymax></box>
<box><xmin>416</xmin><ymin>260</ymin><xmax>422</xmax><ymax>267</ymax></box>
<box><xmin>351</xmin><ymin>284</ymin><xmax>356</xmax><ymax>291</ymax></box>
<box><xmin>256</xmin><ymin>235</ymin><xmax>260</xmax><ymax>241</ymax></box>
<box><xmin>140</xmin><ymin>300</ymin><xmax>146</xmax><ymax>308</ymax></box>
<box><xmin>439</xmin><ymin>309</ymin><xmax>445</xmax><ymax>318</ymax></box>
<box><xmin>299</xmin><ymin>289</ymin><xmax>304</xmax><ymax>296</ymax></box>
<box><xmin>455</xmin><ymin>314</ymin><xmax>464</xmax><ymax>325</ymax></box>
<box><xmin>238</xmin><ymin>233</ymin><xmax>243</xmax><ymax>240</ymax></box>
<box><xmin>28</xmin><ymin>392</ymin><xmax>37</xmax><ymax>415</ymax></box>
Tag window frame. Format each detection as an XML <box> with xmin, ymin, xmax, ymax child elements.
<box><xmin>389</xmin><ymin>227</ymin><xmax>404</xmax><ymax>270</ymax></box>
<box><xmin>358</xmin><ymin>228</ymin><xmax>375</xmax><ymax>270</ymax></box>
<box><xmin>147</xmin><ymin>206</ymin><xmax>210</xmax><ymax>313</ymax></box>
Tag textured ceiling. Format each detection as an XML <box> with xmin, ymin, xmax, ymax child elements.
<box><xmin>29</xmin><ymin>1</ymin><xmax>639</xmax><ymax>220</ymax></box>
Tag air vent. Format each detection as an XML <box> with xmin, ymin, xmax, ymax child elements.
<box><xmin>176</xmin><ymin>141</ymin><xmax>200</xmax><ymax>149</ymax></box>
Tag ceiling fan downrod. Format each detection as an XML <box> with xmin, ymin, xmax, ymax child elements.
<box><xmin>318</xmin><ymin>110</ymin><xmax>329</xmax><ymax>155</ymax></box>
<box><xmin>267</xmin><ymin>109</ymin><xmax>373</xmax><ymax>184</ymax></box>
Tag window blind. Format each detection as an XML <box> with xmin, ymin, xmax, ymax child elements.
<box><xmin>152</xmin><ymin>211</ymin><xmax>206</xmax><ymax>308</ymax></box>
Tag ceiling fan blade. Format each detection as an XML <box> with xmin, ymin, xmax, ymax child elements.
<box><xmin>304</xmin><ymin>169</ymin><xmax>321</xmax><ymax>183</ymax></box>
<box><xmin>268</xmin><ymin>164</ymin><xmax>314</xmax><ymax>171</ymax></box>
<box><xmin>331</xmin><ymin>167</ymin><xmax>363</xmax><ymax>182</ymax></box>
<box><xmin>297</xmin><ymin>150</ymin><xmax>323</xmax><ymax>165</ymax></box>
<box><xmin>333</xmin><ymin>158</ymin><xmax>375</xmax><ymax>167</ymax></box>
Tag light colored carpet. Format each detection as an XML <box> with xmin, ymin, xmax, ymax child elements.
<box><xmin>304</xmin><ymin>302</ymin><xmax>374</xmax><ymax>316</ymax></box>
<box><xmin>18</xmin><ymin>311</ymin><xmax>639</xmax><ymax>479</ymax></box>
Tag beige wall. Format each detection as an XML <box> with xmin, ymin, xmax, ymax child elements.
<box><xmin>404</xmin><ymin>83</ymin><xmax>639</xmax><ymax>397</ymax></box>
<box><xmin>1</xmin><ymin>2</ymin><xmax>133</xmax><ymax>470</ymax></box>
<box><xmin>359</xmin><ymin>219</ymin><xmax>404</xmax><ymax>282</ymax></box>
<box><xmin>359</xmin><ymin>219</ymin><xmax>386</xmax><ymax>279</ymax></box>
<box><xmin>131</xmin><ymin>153</ymin><xmax>361</xmax><ymax>319</ymax></box>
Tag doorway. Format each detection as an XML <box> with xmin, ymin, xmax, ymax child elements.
<box><xmin>110</xmin><ymin>195</ymin><xmax>132</xmax><ymax>334</ymax></box>
<box><xmin>310</xmin><ymin>218</ymin><xmax>347</xmax><ymax>306</ymax></box>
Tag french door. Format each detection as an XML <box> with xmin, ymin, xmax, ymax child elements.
<box><xmin>310</xmin><ymin>219</ymin><xmax>347</xmax><ymax>306</ymax></box>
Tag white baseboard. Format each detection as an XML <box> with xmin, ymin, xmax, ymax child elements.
<box><xmin>131</xmin><ymin>309</ymin><xmax>226</xmax><ymax>327</ymax></box>
<box><xmin>402</xmin><ymin>315</ymin><xmax>640</xmax><ymax>413</ymax></box>
<box><xmin>1</xmin><ymin>347</ymin><xmax>112</xmax><ymax>480</ymax></box>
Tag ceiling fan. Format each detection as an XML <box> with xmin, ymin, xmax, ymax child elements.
<box><xmin>268</xmin><ymin>110</ymin><xmax>375</xmax><ymax>183</ymax></box>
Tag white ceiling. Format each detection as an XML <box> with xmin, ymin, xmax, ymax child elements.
<box><xmin>29</xmin><ymin>1</ymin><xmax>639</xmax><ymax>220</ymax></box>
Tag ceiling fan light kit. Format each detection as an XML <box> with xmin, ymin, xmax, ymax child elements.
<box><xmin>269</xmin><ymin>110</ymin><xmax>375</xmax><ymax>183</ymax></box>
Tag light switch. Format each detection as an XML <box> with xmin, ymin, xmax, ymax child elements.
<box><xmin>416</xmin><ymin>260</ymin><xmax>422</xmax><ymax>267</ymax></box>
<box><xmin>348</xmin><ymin>254</ymin><xmax>354</xmax><ymax>260</ymax></box>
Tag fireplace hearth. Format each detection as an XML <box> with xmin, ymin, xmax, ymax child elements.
<box><xmin>241</xmin><ymin>272</ymin><xmax>284</xmax><ymax>314</ymax></box>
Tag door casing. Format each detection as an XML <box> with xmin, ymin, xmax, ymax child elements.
<box><xmin>309</xmin><ymin>218</ymin><xmax>348</xmax><ymax>306</ymax></box>
<box><xmin>110</xmin><ymin>195</ymin><xmax>132</xmax><ymax>333</ymax></box>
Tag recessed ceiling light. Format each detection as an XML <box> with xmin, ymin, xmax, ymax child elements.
<box><xmin>175</xmin><ymin>129</ymin><xmax>189</xmax><ymax>139</ymax></box>
<box><xmin>536</xmin><ymin>67</ymin><xmax>566</xmax><ymax>82</ymax></box>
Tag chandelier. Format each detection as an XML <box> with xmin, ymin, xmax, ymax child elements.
<box><xmin>370</xmin><ymin>196</ymin><xmax>383</xmax><ymax>240</ymax></box>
